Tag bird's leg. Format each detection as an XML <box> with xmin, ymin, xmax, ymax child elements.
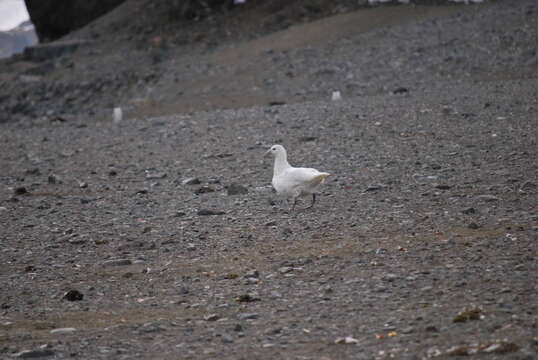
<box><xmin>307</xmin><ymin>193</ymin><xmax>316</xmax><ymax>208</ymax></box>
<box><xmin>291</xmin><ymin>197</ymin><xmax>299</xmax><ymax>211</ymax></box>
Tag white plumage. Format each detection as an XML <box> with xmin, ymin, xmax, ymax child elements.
<box><xmin>266</xmin><ymin>144</ymin><xmax>330</xmax><ymax>210</ymax></box>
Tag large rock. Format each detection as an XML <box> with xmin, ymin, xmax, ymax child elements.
<box><xmin>24</xmin><ymin>0</ymin><xmax>126</xmax><ymax>42</ymax></box>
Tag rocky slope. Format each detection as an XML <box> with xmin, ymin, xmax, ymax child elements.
<box><xmin>1</xmin><ymin>1</ymin><xmax>537</xmax><ymax>359</ymax></box>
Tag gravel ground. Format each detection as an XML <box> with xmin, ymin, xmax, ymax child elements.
<box><xmin>1</xmin><ymin>1</ymin><xmax>537</xmax><ymax>359</ymax></box>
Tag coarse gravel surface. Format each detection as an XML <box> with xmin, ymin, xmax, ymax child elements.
<box><xmin>1</xmin><ymin>1</ymin><xmax>537</xmax><ymax>359</ymax></box>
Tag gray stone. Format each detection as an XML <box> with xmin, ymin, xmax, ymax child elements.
<box><xmin>227</xmin><ymin>183</ymin><xmax>248</xmax><ymax>195</ymax></box>
<box><xmin>50</xmin><ymin>327</ymin><xmax>77</xmax><ymax>334</ymax></box>
<box><xmin>15</xmin><ymin>349</ymin><xmax>55</xmax><ymax>358</ymax></box>
<box><xmin>477</xmin><ymin>195</ymin><xmax>499</xmax><ymax>202</ymax></box>
<box><xmin>103</xmin><ymin>259</ymin><xmax>132</xmax><ymax>266</ymax></box>
<box><xmin>182</xmin><ymin>177</ymin><xmax>201</xmax><ymax>185</ymax></box>
<box><xmin>24</xmin><ymin>40</ymin><xmax>90</xmax><ymax>61</ymax></box>
<box><xmin>237</xmin><ymin>313</ymin><xmax>259</xmax><ymax>320</ymax></box>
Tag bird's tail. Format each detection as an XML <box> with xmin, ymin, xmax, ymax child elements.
<box><xmin>312</xmin><ymin>172</ymin><xmax>330</xmax><ymax>185</ymax></box>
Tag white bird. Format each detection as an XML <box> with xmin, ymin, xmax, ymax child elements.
<box><xmin>265</xmin><ymin>144</ymin><xmax>330</xmax><ymax>210</ymax></box>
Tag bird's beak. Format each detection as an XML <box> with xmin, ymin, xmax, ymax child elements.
<box><xmin>264</xmin><ymin>149</ymin><xmax>271</xmax><ymax>157</ymax></box>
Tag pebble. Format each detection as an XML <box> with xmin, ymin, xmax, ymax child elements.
<box><xmin>103</xmin><ymin>259</ymin><xmax>132</xmax><ymax>266</ymax></box>
<box><xmin>477</xmin><ymin>194</ymin><xmax>499</xmax><ymax>202</ymax></box>
<box><xmin>145</xmin><ymin>170</ymin><xmax>167</xmax><ymax>180</ymax></box>
<box><xmin>178</xmin><ymin>177</ymin><xmax>199</xmax><ymax>186</ymax></box>
<box><xmin>468</xmin><ymin>222</ymin><xmax>480</xmax><ymax>229</ymax></box>
<box><xmin>63</xmin><ymin>289</ymin><xmax>83</xmax><ymax>301</ymax></box>
<box><xmin>462</xmin><ymin>207</ymin><xmax>476</xmax><ymax>214</ymax></box>
<box><xmin>204</xmin><ymin>314</ymin><xmax>220</xmax><ymax>321</ymax></box>
<box><xmin>226</xmin><ymin>183</ymin><xmax>248</xmax><ymax>195</ymax></box>
<box><xmin>48</xmin><ymin>174</ymin><xmax>58</xmax><ymax>184</ymax></box>
<box><xmin>14</xmin><ymin>186</ymin><xmax>28</xmax><ymax>195</ymax></box>
<box><xmin>50</xmin><ymin>327</ymin><xmax>77</xmax><ymax>334</ymax></box>
<box><xmin>197</xmin><ymin>209</ymin><xmax>225</xmax><ymax>216</ymax></box>
<box><xmin>237</xmin><ymin>313</ymin><xmax>259</xmax><ymax>320</ymax></box>
<box><xmin>194</xmin><ymin>186</ymin><xmax>215</xmax><ymax>194</ymax></box>
<box><xmin>14</xmin><ymin>349</ymin><xmax>55</xmax><ymax>358</ymax></box>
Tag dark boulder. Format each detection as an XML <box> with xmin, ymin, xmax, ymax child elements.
<box><xmin>24</xmin><ymin>0</ymin><xmax>126</xmax><ymax>42</ymax></box>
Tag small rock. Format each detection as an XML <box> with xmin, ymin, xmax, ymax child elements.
<box><xmin>204</xmin><ymin>314</ymin><xmax>220</xmax><ymax>322</ymax></box>
<box><xmin>245</xmin><ymin>270</ymin><xmax>259</xmax><ymax>278</ymax></box>
<box><xmin>14</xmin><ymin>349</ymin><xmax>55</xmax><ymax>358</ymax></box>
<box><xmin>226</xmin><ymin>183</ymin><xmax>248</xmax><ymax>195</ymax></box>
<box><xmin>63</xmin><ymin>290</ymin><xmax>83</xmax><ymax>301</ymax></box>
<box><xmin>14</xmin><ymin>186</ymin><xmax>28</xmax><ymax>195</ymax></box>
<box><xmin>365</xmin><ymin>184</ymin><xmax>385</xmax><ymax>192</ymax></box>
<box><xmin>445</xmin><ymin>345</ymin><xmax>470</xmax><ymax>356</ymax></box>
<box><xmin>194</xmin><ymin>186</ymin><xmax>215</xmax><ymax>195</ymax></box>
<box><xmin>392</xmin><ymin>87</ymin><xmax>408</xmax><ymax>94</ymax></box>
<box><xmin>265</xmin><ymin>220</ymin><xmax>277</xmax><ymax>226</ymax></box>
<box><xmin>299</xmin><ymin>136</ymin><xmax>318</xmax><ymax>142</ymax></box>
<box><xmin>25</xmin><ymin>168</ymin><xmax>41</xmax><ymax>175</ymax></box>
<box><xmin>186</xmin><ymin>243</ymin><xmax>196</xmax><ymax>251</ymax></box>
<box><xmin>425</xmin><ymin>325</ymin><xmax>438</xmax><ymax>332</ymax></box>
<box><xmin>78</xmin><ymin>182</ymin><xmax>88</xmax><ymax>188</ymax></box>
<box><xmin>401</xmin><ymin>326</ymin><xmax>414</xmax><ymax>334</ymax></box>
<box><xmin>477</xmin><ymin>195</ymin><xmax>499</xmax><ymax>202</ymax></box>
<box><xmin>453</xmin><ymin>307</ymin><xmax>482</xmax><ymax>323</ymax></box>
<box><xmin>434</xmin><ymin>184</ymin><xmax>451</xmax><ymax>190</ymax></box>
<box><xmin>236</xmin><ymin>294</ymin><xmax>260</xmax><ymax>303</ymax></box>
<box><xmin>50</xmin><ymin>327</ymin><xmax>77</xmax><ymax>334</ymax></box>
<box><xmin>181</xmin><ymin>177</ymin><xmax>201</xmax><ymax>185</ymax></box>
<box><xmin>237</xmin><ymin>313</ymin><xmax>259</xmax><ymax>320</ymax></box>
<box><xmin>145</xmin><ymin>170</ymin><xmax>167</xmax><ymax>180</ymax></box>
<box><xmin>468</xmin><ymin>222</ymin><xmax>480</xmax><ymax>229</ymax></box>
<box><xmin>103</xmin><ymin>259</ymin><xmax>132</xmax><ymax>267</ymax></box>
<box><xmin>482</xmin><ymin>341</ymin><xmax>519</xmax><ymax>354</ymax></box>
<box><xmin>279</xmin><ymin>266</ymin><xmax>294</xmax><ymax>274</ymax></box>
<box><xmin>48</xmin><ymin>174</ymin><xmax>58</xmax><ymax>184</ymax></box>
<box><xmin>108</xmin><ymin>170</ymin><xmax>117</xmax><ymax>176</ymax></box>
<box><xmin>462</xmin><ymin>207</ymin><xmax>476</xmax><ymax>215</ymax></box>
<box><xmin>197</xmin><ymin>209</ymin><xmax>225</xmax><ymax>216</ymax></box>
<box><xmin>335</xmin><ymin>336</ymin><xmax>359</xmax><ymax>344</ymax></box>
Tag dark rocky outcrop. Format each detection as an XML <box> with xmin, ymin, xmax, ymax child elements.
<box><xmin>24</xmin><ymin>0</ymin><xmax>126</xmax><ymax>42</ymax></box>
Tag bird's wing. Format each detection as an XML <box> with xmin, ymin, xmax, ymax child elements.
<box><xmin>283</xmin><ymin>167</ymin><xmax>329</xmax><ymax>187</ymax></box>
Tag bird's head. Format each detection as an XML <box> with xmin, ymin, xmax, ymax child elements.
<box><xmin>264</xmin><ymin>144</ymin><xmax>286</xmax><ymax>157</ymax></box>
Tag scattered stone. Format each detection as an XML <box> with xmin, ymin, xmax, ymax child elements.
<box><xmin>226</xmin><ymin>183</ymin><xmax>248</xmax><ymax>195</ymax></box>
<box><xmin>265</xmin><ymin>220</ymin><xmax>277</xmax><ymax>226</ymax></box>
<box><xmin>138</xmin><ymin>322</ymin><xmax>165</xmax><ymax>333</ymax></box>
<box><xmin>365</xmin><ymin>184</ymin><xmax>385</xmax><ymax>192</ymax></box>
<box><xmin>204</xmin><ymin>314</ymin><xmax>220</xmax><ymax>322</ymax></box>
<box><xmin>237</xmin><ymin>313</ymin><xmax>259</xmax><ymax>320</ymax></box>
<box><xmin>299</xmin><ymin>136</ymin><xmax>318</xmax><ymax>142</ymax></box>
<box><xmin>392</xmin><ymin>87</ymin><xmax>408</xmax><ymax>94</ymax></box>
<box><xmin>14</xmin><ymin>186</ymin><xmax>28</xmax><ymax>195</ymax></box>
<box><xmin>244</xmin><ymin>270</ymin><xmax>259</xmax><ymax>279</ymax></box>
<box><xmin>197</xmin><ymin>209</ymin><xmax>225</xmax><ymax>216</ymax></box>
<box><xmin>468</xmin><ymin>222</ymin><xmax>480</xmax><ymax>229</ymax></box>
<box><xmin>477</xmin><ymin>195</ymin><xmax>499</xmax><ymax>202</ymax></box>
<box><xmin>236</xmin><ymin>294</ymin><xmax>261</xmax><ymax>303</ymax></box>
<box><xmin>50</xmin><ymin>327</ymin><xmax>77</xmax><ymax>334</ymax></box>
<box><xmin>520</xmin><ymin>181</ymin><xmax>536</xmax><ymax>190</ymax></box>
<box><xmin>103</xmin><ymin>259</ymin><xmax>132</xmax><ymax>267</ymax></box>
<box><xmin>14</xmin><ymin>349</ymin><xmax>55</xmax><ymax>358</ymax></box>
<box><xmin>425</xmin><ymin>325</ymin><xmax>439</xmax><ymax>332</ymax></box>
<box><xmin>145</xmin><ymin>170</ymin><xmax>167</xmax><ymax>180</ymax></box>
<box><xmin>453</xmin><ymin>307</ymin><xmax>483</xmax><ymax>323</ymax></box>
<box><xmin>78</xmin><ymin>181</ymin><xmax>88</xmax><ymax>188</ymax></box>
<box><xmin>194</xmin><ymin>186</ymin><xmax>215</xmax><ymax>194</ymax></box>
<box><xmin>25</xmin><ymin>168</ymin><xmax>41</xmax><ymax>175</ymax></box>
<box><xmin>24</xmin><ymin>265</ymin><xmax>37</xmax><ymax>272</ymax></box>
<box><xmin>445</xmin><ymin>345</ymin><xmax>470</xmax><ymax>356</ymax></box>
<box><xmin>47</xmin><ymin>175</ymin><xmax>58</xmax><ymax>184</ymax></box>
<box><xmin>434</xmin><ymin>183</ymin><xmax>451</xmax><ymax>190</ymax></box>
<box><xmin>108</xmin><ymin>170</ymin><xmax>117</xmax><ymax>176</ymax></box>
<box><xmin>62</xmin><ymin>289</ymin><xmax>83</xmax><ymax>301</ymax></box>
<box><xmin>335</xmin><ymin>336</ymin><xmax>359</xmax><ymax>344</ymax></box>
<box><xmin>401</xmin><ymin>326</ymin><xmax>414</xmax><ymax>334</ymax></box>
<box><xmin>180</xmin><ymin>177</ymin><xmax>200</xmax><ymax>185</ymax></box>
<box><xmin>482</xmin><ymin>341</ymin><xmax>519</xmax><ymax>354</ymax></box>
<box><xmin>279</xmin><ymin>266</ymin><xmax>294</xmax><ymax>274</ymax></box>
<box><xmin>186</xmin><ymin>243</ymin><xmax>196</xmax><ymax>251</ymax></box>
<box><xmin>462</xmin><ymin>207</ymin><xmax>476</xmax><ymax>214</ymax></box>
